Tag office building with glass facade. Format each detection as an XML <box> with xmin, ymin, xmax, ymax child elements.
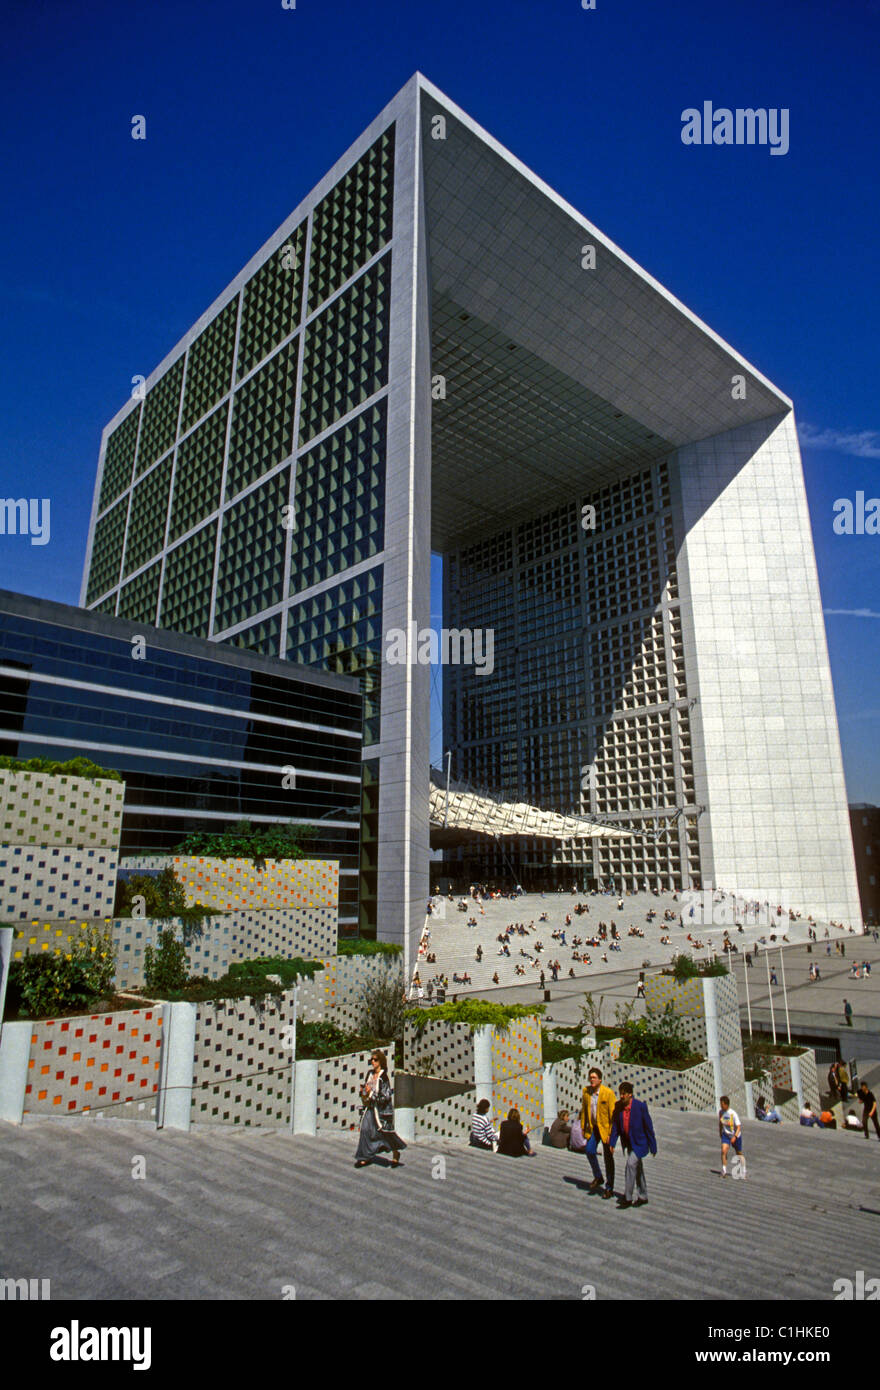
<box><xmin>0</xmin><ymin>591</ymin><xmax>363</xmax><ymax>931</ymax></box>
<box><xmin>82</xmin><ymin>73</ymin><xmax>862</xmax><ymax>969</ymax></box>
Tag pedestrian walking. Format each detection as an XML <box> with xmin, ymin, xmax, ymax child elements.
<box><xmin>608</xmin><ymin>1082</ymin><xmax>657</xmax><ymax>1208</ymax></box>
<box><xmin>844</xmin><ymin>998</ymin><xmax>853</xmax><ymax>1028</ymax></box>
<box><xmin>838</xmin><ymin>1061</ymin><xmax>851</xmax><ymax>1102</ymax></box>
<box><xmin>354</xmin><ymin>1049</ymin><xmax>406</xmax><ymax>1168</ymax></box>
<box><xmin>636</xmin><ymin>971</ymin><xmax>645</xmax><ymax>999</ymax></box>
<box><xmin>718</xmin><ymin>1096</ymin><xmax>746</xmax><ymax>1179</ymax></box>
<box><xmin>858</xmin><ymin>1082</ymin><xmax>880</xmax><ymax>1141</ymax></box>
<box><xmin>580</xmin><ymin>1066</ymin><xmax>617</xmax><ymax>1200</ymax></box>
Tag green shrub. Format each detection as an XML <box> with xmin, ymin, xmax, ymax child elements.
<box><xmin>227</xmin><ymin>956</ymin><xmax>324</xmax><ymax>985</ymax></box>
<box><xmin>617</xmin><ymin>1004</ymin><xmax>700</xmax><ymax>1069</ymax></box>
<box><xmin>406</xmin><ymin>999</ymin><xmax>545</xmax><ymax>1032</ymax></box>
<box><xmin>6</xmin><ymin>923</ymin><xmax>116</xmax><ymax>1018</ymax></box>
<box><xmin>542</xmin><ymin>1026</ymin><xmax>593</xmax><ymax>1064</ymax></box>
<box><xmin>143</xmin><ymin>930</ymin><xmax>189</xmax><ymax>994</ymax></box>
<box><xmin>670</xmin><ymin>954</ymin><xmax>699</xmax><ymax>982</ymax></box>
<box><xmin>337</xmin><ymin>939</ymin><xmax>403</xmax><ymax>956</ymax></box>
<box><xmin>296</xmin><ymin>1020</ymin><xmax>383</xmax><ymax>1059</ymax></box>
<box><xmin>114</xmin><ymin>868</ymin><xmax>211</xmax><ymax>934</ymax></box>
<box><xmin>668</xmin><ymin>953</ymin><xmax>728</xmax><ymax>981</ymax></box>
<box><xmin>173</xmin><ymin>819</ymin><xmax>315</xmax><ymax>863</ymax></box>
<box><xmin>0</xmin><ymin>755</ymin><xmax>122</xmax><ymax>782</ymax></box>
<box><xmin>357</xmin><ymin>959</ymin><xmax>405</xmax><ymax>1040</ymax></box>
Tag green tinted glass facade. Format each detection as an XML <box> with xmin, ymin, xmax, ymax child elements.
<box><xmin>136</xmin><ymin>357</ymin><xmax>184</xmax><ymax>476</ymax></box>
<box><xmin>117</xmin><ymin>558</ymin><xmax>162</xmax><ymax>626</ymax></box>
<box><xmin>287</xmin><ymin>569</ymin><xmax>383</xmax><ymax>747</ymax></box>
<box><xmin>237</xmin><ymin>224</ymin><xmax>306</xmax><ymax>380</ymax></box>
<box><xmin>86</xmin><ymin>120</ymin><xmax>397</xmax><ymax>935</ymax></box>
<box><xmin>99</xmin><ymin>405</ymin><xmax>140</xmax><ymax>511</ymax></box>
<box><xmin>181</xmin><ymin>298</ymin><xmax>237</xmax><ymax>432</ymax></box>
<box><xmin>308</xmin><ymin>128</ymin><xmax>394</xmax><ymax>312</ymax></box>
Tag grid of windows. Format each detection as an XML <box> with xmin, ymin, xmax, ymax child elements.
<box><xmin>124</xmin><ymin>455</ymin><xmax>173</xmax><ymax>578</ymax></box>
<box><xmin>237</xmin><ymin>223</ymin><xmax>307</xmax><ymax>381</ymax></box>
<box><xmin>227</xmin><ymin>613</ymin><xmax>282</xmax><ymax>659</ymax></box>
<box><xmin>290</xmin><ymin>399</ymin><xmax>386</xmax><ymax>593</ymax></box>
<box><xmin>170</xmin><ymin>403</ymin><xmax>228</xmax><ymax>543</ymax></box>
<box><xmin>117</xmin><ymin>559</ymin><xmax>162</xmax><ymax>626</ymax></box>
<box><xmin>299</xmin><ymin>254</ymin><xmax>391</xmax><ymax>447</ymax></box>
<box><xmin>286</xmin><ymin>567</ymin><xmax>383</xmax><ymax>746</ymax></box>
<box><xmin>86</xmin><ymin>495</ymin><xmax>128</xmax><ymax>604</ymax></box>
<box><xmin>214</xmin><ymin>469</ymin><xmax>289</xmax><ymax>635</ymax></box>
<box><xmin>446</xmin><ymin>459</ymin><xmax>700</xmax><ymax>890</ymax></box>
<box><xmin>99</xmin><ymin>406</ymin><xmax>140</xmax><ymax>512</ymax></box>
<box><xmin>159</xmin><ymin>522</ymin><xmax>218</xmax><ymax>639</ymax></box>
<box><xmin>181</xmin><ymin>298</ymin><xmax>238</xmax><ymax>433</ymax></box>
<box><xmin>226</xmin><ymin>339</ymin><xmax>298</xmax><ymax>499</ymax></box>
<box><xmin>135</xmin><ymin>357</ymin><xmax>184</xmax><ymax>476</ymax></box>
<box><xmin>308</xmin><ymin>128</ymin><xmax>395</xmax><ymax>313</ymax></box>
<box><xmin>84</xmin><ymin>122</ymin><xmax>397</xmax><ymax>936</ymax></box>
<box><xmin>590</xmin><ymin>613</ymin><xmax>668</xmax><ymax>718</ymax></box>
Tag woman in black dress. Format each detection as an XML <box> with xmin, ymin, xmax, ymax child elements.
<box><xmin>354</xmin><ymin>1049</ymin><xmax>407</xmax><ymax>1168</ymax></box>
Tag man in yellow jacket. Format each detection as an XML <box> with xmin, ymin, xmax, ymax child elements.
<box><xmin>580</xmin><ymin>1066</ymin><xmax>617</xmax><ymax>1199</ymax></box>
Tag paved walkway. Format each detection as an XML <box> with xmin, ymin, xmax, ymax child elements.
<box><xmin>3</xmin><ymin>1111</ymin><xmax>879</xmax><ymax>1300</ymax></box>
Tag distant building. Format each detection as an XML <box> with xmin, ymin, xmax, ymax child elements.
<box><xmin>0</xmin><ymin>590</ymin><xmax>364</xmax><ymax>932</ymax></box>
<box><xmin>850</xmin><ymin>805</ymin><xmax>880</xmax><ymax>925</ymax></box>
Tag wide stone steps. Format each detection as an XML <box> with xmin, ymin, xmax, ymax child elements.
<box><xmin>3</xmin><ymin>1107</ymin><xmax>879</xmax><ymax>1299</ymax></box>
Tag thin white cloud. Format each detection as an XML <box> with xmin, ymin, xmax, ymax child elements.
<box><xmin>824</xmin><ymin>608</ymin><xmax>880</xmax><ymax>619</ymax></box>
<box><xmin>798</xmin><ymin>423</ymin><xmax>880</xmax><ymax>459</ymax></box>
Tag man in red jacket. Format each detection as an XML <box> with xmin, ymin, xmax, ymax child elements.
<box><xmin>608</xmin><ymin>1082</ymin><xmax>658</xmax><ymax>1209</ymax></box>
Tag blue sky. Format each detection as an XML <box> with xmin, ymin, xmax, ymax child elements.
<box><xmin>1</xmin><ymin>0</ymin><xmax>878</xmax><ymax>796</ymax></box>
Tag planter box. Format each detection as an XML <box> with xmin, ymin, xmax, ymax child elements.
<box><xmin>120</xmin><ymin>855</ymin><xmax>337</xmax><ymax>912</ymax></box>
<box><xmin>0</xmin><ymin>770</ymin><xmax>124</xmax><ymax>921</ymax></box>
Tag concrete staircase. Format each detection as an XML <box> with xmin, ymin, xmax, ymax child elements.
<box><xmin>3</xmin><ymin>1109</ymin><xmax>880</xmax><ymax>1299</ymax></box>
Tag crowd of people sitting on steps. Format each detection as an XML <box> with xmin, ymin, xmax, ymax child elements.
<box><xmin>417</xmin><ymin>883</ymin><xmax>863</xmax><ymax>998</ymax></box>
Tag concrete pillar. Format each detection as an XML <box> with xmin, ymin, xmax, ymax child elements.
<box><xmin>0</xmin><ymin>1020</ymin><xmax>31</xmax><ymax>1125</ymax></box>
<box><xmin>543</xmin><ymin>1063</ymin><xmax>558</xmax><ymax>1127</ymax></box>
<box><xmin>743</xmin><ymin>1079</ymin><xmax>755</xmax><ymax>1120</ymax></box>
<box><xmin>790</xmin><ymin>1054</ymin><xmax>804</xmax><ymax>1109</ymax></box>
<box><xmin>395</xmin><ymin>1106</ymin><xmax>415</xmax><ymax>1142</ymax></box>
<box><xmin>473</xmin><ymin>1026</ymin><xmax>493</xmax><ymax>1106</ymax></box>
<box><xmin>157</xmin><ymin>1002</ymin><xmax>195</xmax><ymax>1132</ymax></box>
<box><xmin>702</xmin><ymin>977</ymin><xmax>723</xmax><ymax>1107</ymax></box>
<box><xmin>292</xmin><ymin>1059</ymin><xmax>318</xmax><ymax>1135</ymax></box>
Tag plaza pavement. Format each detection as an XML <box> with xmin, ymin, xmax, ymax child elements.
<box><xmin>415</xmin><ymin>887</ymin><xmax>859</xmax><ymax>1019</ymax></box>
<box><xmin>3</xmin><ymin>1109</ymin><xmax>879</xmax><ymax>1300</ymax></box>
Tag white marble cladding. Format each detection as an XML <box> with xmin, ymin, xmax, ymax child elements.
<box><xmin>674</xmin><ymin>412</ymin><xmax>863</xmax><ymax>928</ymax></box>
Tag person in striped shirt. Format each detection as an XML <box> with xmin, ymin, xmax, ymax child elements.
<box><xmin>469</xmin><ymin>1098</ymin><xmax>499</xmax><ymax>1150</ymax></box>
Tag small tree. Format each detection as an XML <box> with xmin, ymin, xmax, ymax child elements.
<box><xmin>580</xmin><ymin>991</ymin><xmax>605</xmax><ymax>1030</ymax></box>
<box><xmin>743</xmin><ymin>1037</ymin><xmax>774</xmax><ymax>1088</ymax></box>
<box><xmin>143</xmin><ymin>930</ymin><xmax>190</xmax><ymax>994</ymax></box>
<box><xmin>356</xmin><ymin>958</ymin><xmax>404</xmax><ymax>1041</ymax></box>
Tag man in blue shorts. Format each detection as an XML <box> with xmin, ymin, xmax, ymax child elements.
<box><xmin>719</xmin><ymin>1095</ymin><xmax>746</xmax><ymax>1178</ymax></box>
